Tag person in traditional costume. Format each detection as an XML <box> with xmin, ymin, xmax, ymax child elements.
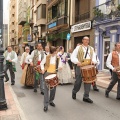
<box><xmin>26</xmin><ymin>43</ymin><xmax>46</xmax><ymax>94</ymax></box>
<box><xmin>20</xmin><ymin>46</ymin><xmax>34</xmax><ymax>87</ymax></box>
<box><xmin>4</xmin><ymin>46</ymin><xmax>18</xmax><ymax>85</ymax></box>
<box><xmin>105</xmin><ymin>42</ymin><xmax>120</xmax><ymax>100</ymax></box>
<box><xmin>71</xmin><ymin>36</ymin><xmax>97</xmax><ymax>103</ymax></box>
<box><xmin>43</xmin><ymin>46</ymin><xmax>62</xmax><ymax>112</ymax></box>
<box><xmin>57</xmin><ymin>46</ymin><xmax>72</xmax><ymax>84</ymax></box>
<box><xmin>44</xmin><ymin>46</ymin><xmax>50</xmax><ymax>56</ymax></box>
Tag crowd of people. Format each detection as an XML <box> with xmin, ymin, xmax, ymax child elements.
<box><xmin>3</xmin><ymin>36</ymin><xmax>120</xmax><ymax>112</ymax></box>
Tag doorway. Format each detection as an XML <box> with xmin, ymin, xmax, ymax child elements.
<box><xmin>102</xmin><ymin>38</ymin><xmax>110</xmax><ymax>69</ymax></box>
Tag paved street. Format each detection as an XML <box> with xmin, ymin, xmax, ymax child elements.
<box><xmin>5</xmin><ymin>61</ymin><xmax>119</xmax><ymax>120</ymax></box>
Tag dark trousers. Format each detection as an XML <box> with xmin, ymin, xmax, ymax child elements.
<box><xmin>4</xmin><ymin>64</ymin><xmax>15</xmax><ymax>83</ymax></box>
<box><xmin>34</xmin><ymin>72</ymin><xmax>44</xmax><ymax>93</ymax></box>
<box><xmin>106</xmin><ymin>72</ymin><xmax>120</xmax><ymax>98</ymax></box>
<box><xmin>44</xmin><ymin>72</ymin><xmax>56</xmax><ymax>108</ymax></box>
<box><xmin>72</xmin><ymin>66</ymin><xmax>91</xmax><ymax>99</ymax></box>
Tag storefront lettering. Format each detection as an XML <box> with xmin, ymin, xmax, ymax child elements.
<box><xmin>71</xmin><ymin>21</ymin><xmax>91</xmax><ymax>33</ymax></box>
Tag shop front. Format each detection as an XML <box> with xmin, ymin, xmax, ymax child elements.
<box><xmin>71</xmin><ymin>21</ymin><xmax>94</xmax><ymax>48</ymax></box>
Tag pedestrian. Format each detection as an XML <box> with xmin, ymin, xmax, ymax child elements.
<box><xmin>44</xmin><ymin>46</ymin><xmax>50</xmax><ymax>55</ymax></box>
<box><xmin>57</xmin><ymin>46</ymin><xmax>72</xmax><ymax>84</ymax></box>
<box><xmin>71</xmin><ymin>36</ymin><xmax>97</xmax><ymax>103</ymax></box>
<box><xmin>20</xmin><ymin>46</ymin><xmax>34</xmax><ymax>87</ymax></box>
<box><xmin>26</xmin><ymin>43</ymin><xmax>46</xmax><ymax>94</ymax></box>
<box><xmin>43</xmin><ymin>46</ymin><xmax>62</xmax><ymax>112</ymax></box>
<box><xmin>4</xmin><ymin>46</ymin><xmax>18</xmax><ymax>85</ymax></box>
<box><xmin>105</xmin><ymin>42</ymin><xmax>120</xmax><ymax>100</ymax></box>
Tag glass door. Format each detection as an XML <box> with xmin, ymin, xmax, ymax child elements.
<box><xmin>103</xmin><ymin>38</ymin><xmax>110</xmax><ymax>69</ymax></box>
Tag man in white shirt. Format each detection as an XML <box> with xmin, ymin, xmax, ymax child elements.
<box><xmin>106</xmin><ymin>42</ymin><xmax>120</xmax><ymax>100</ymax></box>
<box><xmin>71</xmin><ymin>36</ymin><xmax>97</xmax><ymax>103</ymax></box>
<box><xmin>4</xmin><ymin>46</ymin><xmax>18</xmax><ymax>85</ymax></box>
<box><xmin>26</xmin><ymin>43</ymin><xmax>46</xmax><ymax>94</ymax></box>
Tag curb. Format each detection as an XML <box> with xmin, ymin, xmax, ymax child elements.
<box><xmin>8</xmin><ymin>85</ymin><xmax>28</xmax><ymax>120</ymax></box>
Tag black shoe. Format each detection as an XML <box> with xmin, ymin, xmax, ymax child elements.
<box><xmin>93</xmin><ymin>88</ymin><xmax>99</xmax><ymax>92</ymax></box>
<box><xmin>50</xmin><ymin>102</ymin><xmax>55</xmax><ymax>107</ymax></box>
<box><xmin>116</xmin><ymin>97</ymin><xmax>120</xmax><ymax>100</ymax></box>
<box><xmin>41</xmin><ymin>92</ymin><xmax>44</xmax><ymax>95</ymax></box>
<box><xmin>83</xmin><ymin>98</ymin><xmax>93</xmax><ymax>103</ymax></box>
<box><xmin>44</xmin><ymin>107</ymin><xmax>48</xmax><ymax>112</ymax></box>
<box><xmin>11</xmin><ymin>83</ymin><xmax>15</xmax><ymax>85</ymax></box>
<box><xmin>105</xmin><ymin>90</ymin><xmax>109</xmax><ymax>98</ymax></box>
<box><xmin>34</xmin><ymin>89</ymin><xmax>37</xmax><ymax>92</ymax></box>
<box><xmin>72</xmin><ymin>92</ymin><xmax>76</xmax><ymax>99</ymax></box>
<box><xmin>5</xmin><ymin>79</ymin><xmax>9</xmax><ymax>82</ymax></box>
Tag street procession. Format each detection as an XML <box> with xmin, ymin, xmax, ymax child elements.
<box><xmin>0</xmin><ymin>0</ymin><xmax>120</xmax><ymax>120</ymax></box>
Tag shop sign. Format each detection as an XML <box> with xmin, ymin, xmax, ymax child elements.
<box><xmin>48</xmin><ymin>22</ymin><xmax>57</xmax><ymax>29</ymax></box>
<box><xmin>27</xmin><ymin>34</ymin><xmax>32</xmax><ymax>41</ymax></box>
<box><xmin>67</xmin><ymin>33</ymin><xmax>70</xmax><ymax>40</ymax></box>
<box><xmin>71</xmin><ymin>21</ymin><xmax>91</xmax><ymax>33</ymax></box>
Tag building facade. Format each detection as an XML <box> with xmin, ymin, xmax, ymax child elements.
<box><xmin>9</xmin><ymin>0</ymin><xmax>18</xmax><ymax>52</ymax></box>
<box><xmin>46</xmin><ymin>0</ymin><xmax>71</xmax><ymax>51</ymax></box>
<box><xmin>93</xmin><ymin>0</ymin><xmax>120</xmax><ymax>70</ymax></box>
<box><xmin>3</xmin><ymin>24</ymin><xmax>8</xmax><ymax>49</ymax></box>
<box><xmin>70</xmin><ymin>0</ymin><xmax>96</xmax><ymax>49</ymax></box>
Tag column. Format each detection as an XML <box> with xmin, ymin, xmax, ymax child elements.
<box><xmin>110</xmin><ymin>30</ymin><xmax>117</xmax><ymax>52</ymax></box>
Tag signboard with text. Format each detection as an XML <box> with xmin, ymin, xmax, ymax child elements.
<box><xmin>71</xmin><ymin>21</ymin><xmax>91</xmax><ymax>33</ymax></box>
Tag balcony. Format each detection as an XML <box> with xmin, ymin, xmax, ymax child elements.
<box><xmin>93</xmin><ymin>1</ymin><xmax>120</xmax><ymax>26</ymax></box>
<box><xmin>75</xmin><ymin>12</ymin><xmax>90</xmax><ymax>23</ymax></box>
<box><xmin>47</xmin><ymin>0</ymin><xmax>59</xmax><ymax>9</ymax></box>
<box><xmin>18</xmin><ymin>11</ymin><xmax>27</xmax><ymax>25</ymax></box>
<box><xmin>36</xmin><ymin>0</ymin><xmax>46</xmax><ymax>8</ymax></box>
<box><xmin>47</xmin><ymin>16</ymin><xmax>68</xmax><ymax>31</ymax></box>
<box><xmin>36</xmin><ymin>18</ymin><xmax>46</xmax><ymax>25</ymax></box>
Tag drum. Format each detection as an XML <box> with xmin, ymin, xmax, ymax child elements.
<box><xmin>81</xmin><ymin>65</ymin><xmax>97</xmax><ymax>83</ymax></box>
<box><xmin>45</xmin><ymin>74</ymin><xmax>59</xmax><ymax>89</ymax></box>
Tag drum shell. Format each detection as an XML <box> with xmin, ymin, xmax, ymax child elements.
<box><xmin>81</xmin><ymin>65</ymin><xmax>97</xmax><ymax>83</ymax></box>
<box><xmin>45</xmin><ymin>74</ymin><xmax>59</xmax><ymax>89</ymax></box>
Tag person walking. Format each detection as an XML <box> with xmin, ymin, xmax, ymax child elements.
<box><xmin>4</xmin><ymin>46</ymin><xmax>18</xmax><ymax>85</ymax></box>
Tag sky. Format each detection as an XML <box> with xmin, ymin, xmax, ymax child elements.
<box><xmin>3</xmin><ymin>0</ymin><xmax>9</xmax><ymax>24</ymax></box>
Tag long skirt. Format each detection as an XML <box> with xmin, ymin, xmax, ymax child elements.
<box><xmin>20</xmin><ymin>64</ymin><xmax>34</xmax><ymax>87</ymax></box>
<box><xmin>57</xmin><ymin>62</ymin><xmax>72</xmax><ymax>84</ymax></box>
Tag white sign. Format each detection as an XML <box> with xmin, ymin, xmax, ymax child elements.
<box><xmin>71</xmin><ymin>21</ymin><xmax>91</xmax><ymax>33</ymax></box>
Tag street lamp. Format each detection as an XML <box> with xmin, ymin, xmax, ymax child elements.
<box><xmin>0</xmin><ymin>0</ymin><xmax>7</xmax><ymax>110</ymax></box>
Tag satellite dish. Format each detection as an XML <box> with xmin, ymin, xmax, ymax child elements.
<box><xmin>106</xmin><ymin>6</ymin><xmax>111</xmax><ymax>15</ymax></box>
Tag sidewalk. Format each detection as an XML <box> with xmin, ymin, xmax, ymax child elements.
<box><xmin>0</xmin><ymin>83</ymin><xmax>27</xmax><ymax>120</ymax></box>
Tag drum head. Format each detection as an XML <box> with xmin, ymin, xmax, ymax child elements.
<box><xmin>45</xmin><ymin>74</ymin><xmax>56</xmax><ymax>80</ymax></box>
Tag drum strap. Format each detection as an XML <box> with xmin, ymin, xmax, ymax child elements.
<box><xmin>84</xmin><ymin>47</ymin><xmax>88</xmax><ymax>59</ymax></box>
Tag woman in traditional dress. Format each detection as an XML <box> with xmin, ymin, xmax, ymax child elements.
<box><xmin>57</xmin><ymin>46</ymin><xmax>72</xmax><ymax>84</ymax></box>
<box><xmin>20</xmin><ymin>46</ymin><xmax>34</xmax><ymax>87</ymax></box>
<box><xmin>43</xmin><ymin>46</ymin><xmax>62</xmax><ymax>112</ymax></box>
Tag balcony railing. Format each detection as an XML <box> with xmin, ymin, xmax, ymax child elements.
<box><xmin>47</xmin><ymin>15</ymin><xmax>68</xmax><ymax>29</ymax></box>
<box><xmin>75</xmin><ymin>12</ymin><xmax>90</xmax><ymax>22</ymax></box>
<box><xmin>93</xmin><ymin>1</ymin><xmax>120</xmax><ymax>23</ymax></box>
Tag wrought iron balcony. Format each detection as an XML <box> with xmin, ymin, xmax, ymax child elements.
<box><xmin>75</xmin><ymin>12</ymin><xmax>90</xmax><ymax>22</ymax></box>
<box><xmin>93</xmin><ymin>1</ymin><xmax>120</xmax><ymax>24</ymax></box>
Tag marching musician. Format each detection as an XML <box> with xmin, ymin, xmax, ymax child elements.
<box><xmin>4</xmin><ymin>46</ymin><xmax>18</xmax><ymax>85</ymax></box>
<box><xmin>105</xmin><ymin>42</ymin><xmax>120</xmax><ymax>100</ymax></box>
<box><xmin>43</xmin><ymin>46</ymin><xmax>62</xmax><ymax>112</ymax></box>
<box><xmin>71</xmin><ymin>36</ymin><xmax>97</xmax><ymax>103</ymax></box>
<box><xmin>26</xmin><ymin>43</ymin><xmax>46</xmax><ymax>94</ymax></box>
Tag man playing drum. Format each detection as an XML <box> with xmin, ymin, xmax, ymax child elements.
<box><xmin>71</xmin><ymin>36</ymin><xmax>97</xmax><ymax>103</ymax></box>
<box><xmin>105</xmin><ymin>42</ymin><xmax>120</xmax><ymax>100</ymax></box>
<box><xmin>43</xmin><ymin>46</ymin><xmax>62</xmax><ymax>112</ymax></box>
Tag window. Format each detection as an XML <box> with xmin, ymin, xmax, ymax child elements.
<box><xmin>48</xmin><ymin>8</ymin><xmax>52</xmax><ymax>22</ymax></box>
<box><xmin>58</xmin><ymin>0</ymin><xmax>65</xmax><ymax>16</ymax></box>
<box><xmin>37</xmin><ymin>4</ymin><xmax>46</xmax><ymax>20</ymax></box>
